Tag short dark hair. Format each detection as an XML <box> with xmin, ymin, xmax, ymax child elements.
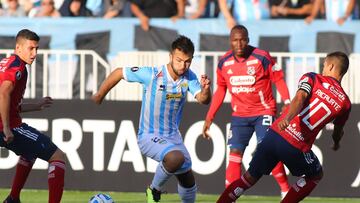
<box><xmin>326</xmin><ymin>51</ymin><xmax>349</xmax><ymax>76</ymax></box>
<box><xmin>16</xmin><ymin>29</ymin><xmax>40</xmax><ymax>43</ymax></box>
<box><xmin>231</xmin><ymin>24</ymin><xmax>249</xmax><ymax>37</ymax></box>
<box><xmin>171</xmin><ymin>35</ymin><xmax>194</xmax><ymax>56</ymax></box>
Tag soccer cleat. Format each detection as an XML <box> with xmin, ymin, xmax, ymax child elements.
<box><xmin>3</xmin><ymin>196</ymin><xmax>20</xmax><ymax>203</ymax></box>
<box><xmin>146</xmin><ymin>187</ymin><xmax>161</xmax><ymax>203</ymax></box>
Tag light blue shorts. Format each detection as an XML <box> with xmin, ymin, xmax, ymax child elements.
<box><xmin>138</xmin><ymin>135</ymin><xmax>192</xmax><ymax>174</ymax></box>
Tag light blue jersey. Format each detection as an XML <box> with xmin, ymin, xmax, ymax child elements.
<box><xmin>325</xmin><ymin>0</ymin><xmax>353</xmax><ymax>21</ymax></box>
<box><xmin>123</xmin><ymin>65</ymin><xmax>201</xmax><ymax>141</ymax></box>
<box><xmin>231</xmin><ymin>0</ymin><xmax>270</xmax><ymax>21</ymax></box>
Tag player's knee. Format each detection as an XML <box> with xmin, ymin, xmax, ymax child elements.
<box><xmin>163</xmin><ymin>150</ymin><xmax>185</xmax><ymax>173</ymax></box>
<box><xmin>49</xmin><ymin>148</ymin><xmax>66</xmax><ymax>163</ymax></box>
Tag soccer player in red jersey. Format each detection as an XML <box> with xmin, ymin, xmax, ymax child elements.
<box><xmin>216</xmin><ymin>51</ymin><xmax>352</xmax><ymax>203</ymax></box>
<box><xmin>202</xmin><ymin>24</ymin><xmax>290</xmax><ymax>196</ymax></box>
<box><xmin>0</xmin><ymin>29</ymin><xmax>65</xmax><ymax>203</ymax></box>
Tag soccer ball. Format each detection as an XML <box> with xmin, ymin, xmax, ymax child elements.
<box><xmin>88</xmin><ymin>193</ymin><xmax>115</xmax><ymax>203</ymax></box>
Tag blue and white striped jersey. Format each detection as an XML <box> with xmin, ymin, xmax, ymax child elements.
<box><xmin>123</xmin><ymin>65</ymin><xmax>201</xmax><ymax>140</ymax></box>
<box><xmin>325</xmin><ymin>0</ymin><xmax>353</xmax><ymax>21</ymax></box>
<box><xmin>231</xmin><ymin>0</ymin><xmax>270</xmax><ymax>21</ymax></box>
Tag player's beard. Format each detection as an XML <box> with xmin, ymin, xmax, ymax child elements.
<box><xmin>170</xmin><ymin>62</ymin><xmax>186</xmax><ymax>77</ymax></box>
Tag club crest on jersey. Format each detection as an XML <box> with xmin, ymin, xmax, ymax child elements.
<box><xmin>158</xmin><ymin>84</ymin><xmax>166</xmax><ymax>91</ymax></box>
<box><xmin>247</xmin><ymin>66</ymin><xmax>255</xmax><ymax>75</ymax></box>
<box><xmin>246</xmin><ymin>59</ymin><xmax>258</xmax><ymax>65</ymax></box>
<box><xmin>224</xmin><ymin>60</ymin><xmax>234</xmax><ymax>67</ymax></box>
<box><xmin>15</xmin><ymin>70</ymin><xmax>22</xmax><ymax>80</ymax></box>
<box><xmin>131</xmin><ymin>67</ymin><xmax>139</xmax><ymax>72</ymax></box>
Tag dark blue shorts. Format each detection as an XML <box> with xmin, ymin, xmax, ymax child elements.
<box><xmin>228</xmin><ymin>115</ymin><xmax>274</xmax><ymax>152</ymax></box>
<box><xmin>248</xmin><ymin>128</ymin><xmax>322</xmax><ymax>178</ymax></box>
<box><xmin>0</xmin><ymin>123</ymin><xmax>58</xmax><ymax>161</ymax></box>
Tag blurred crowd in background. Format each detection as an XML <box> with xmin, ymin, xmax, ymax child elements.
<box><xmin>0</xmin><ymin>0</ymin><xmax>359</xmax><ymax>30</ymax></box>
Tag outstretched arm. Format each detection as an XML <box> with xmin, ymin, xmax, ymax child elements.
<box><xmin>92</xmin><ymin>68</ymin><xmax>124</xmax><ymax>105</ymax></box>
<box><xmin>278</xmin><ymin>89</ymin><xmax>308</xmax><ymax>130</ymax></box>
<box><xmin>218</xmin><ymin>0</ymin><xmax>236</xmax><ymax>29</ymax></box>
<box><xmin>20</xmin><ymin>97</ymin><xmax>53</xmax><ymax>112</ymax></box>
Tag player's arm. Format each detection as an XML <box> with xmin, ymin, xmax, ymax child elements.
<box><xmin>0</xmin><ymin>80</ymin><xmax>15</xmax><ymax>143</ymax></box>
<box><xmin>195</xmin><ymin>75</ymin><xmax>212</xmax><ymax>105</ymax></box>
<box><xmin>278</xmin><ymin>89</ymin><xmax>308</xmax><ymax>130</ymax></box>
<box><xmin>202</xmin><ymin>84</ymin><xmax>227</xmax><ymax>139</ymax></box>
<box><xmin>20</xmin><ymin>97</ymin><xmax>53</xmax><ymax>112</ymax></box>
<box><xmin>337</xmin><ymin>0</ymin><xmax>356</xmax><ymax>25</ymax></box>
<box><xmin>331</xmin><ymin>124</ymin><xmax>344</xmax><ymax>151</ymax></box>
<box><xmin>92</xmin><ymin>68</ymin><xmax>124</xmax><ymax>105</ymax></box>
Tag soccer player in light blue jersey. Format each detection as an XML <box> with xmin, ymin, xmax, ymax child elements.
<box><xmin>92</xmin><ymin>35</ymin><xmax>211</xmax><ymax>203</ymax></box>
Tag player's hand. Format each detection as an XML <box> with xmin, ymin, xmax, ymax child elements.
<box><xmin>92</xmin><ymin>93</ymin><xmax>103</xmax><ymax>105</ymax></box>
<box><xmin>200</xmin><ymin>75</ymin><xmax>211</xmax><ymax>90</ymax></box>
<box><xmin>331</xmin><ymin>130</ymin><xmax>344</xmax><ymax>151</ymax></box>
<box><xmin>336</xmin><ymin>17</ymin><xmax>347</xmax><ymax>26</ymax></box>
<box><xmin>38</xmin><ymin>96</ymin><xmax>53</xmax><ymax>110</ymax></box>
<box><xmin>331</xmin><ymin>143</ymin><xmax>340</xmax><ymax>151</ymax></box>
<box><xmin>202</xmin><ymin>119</ymin><xmax>212</xmax><ymax>140</ymax></box>
<box><xmin>3</xmin><ymin>127</ymin><xmax>14</xmax><ymax>144</ymax></box>
<box><xmin>278</xmin><ymin>119</ymin><xmax>290</xmax><ymax>131</ymax></box>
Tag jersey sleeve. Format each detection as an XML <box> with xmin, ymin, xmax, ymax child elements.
<box><xmin>123</xmin><ymin>66</ymin><xmax>153</xmax><ymax>85</ymax></box>
<box><xmin>187</xmin><ymin>70</ymin><xmax>201</xmax><ymax>98</ymax></box>
<box><xmin>0</xmin><ymin>61</ymin><xmax>22</xmax><ymax>84</ymax></box>
<box><xmin>297</xmin><ymin>72</ymin><xmax>315</xmax><ymax>95</ymax></box>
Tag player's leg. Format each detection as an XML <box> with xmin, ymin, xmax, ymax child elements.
<box><xmin>0</xmin><ymin>127</ymin><xmax>38</xmax><ymax>203</ymax></box>
<box><xmin>175</xmin><ymin>170</ymin><xmax>197</xmax><ymax>203</ymax></box>
<box><xmin>226</xmin><ymin>116</ymin><xmax>254</xmax><ymax>188</ymax></box>
<box><xmin>138</xmin><ymin>136</ymin><xmax>186</xmax><ymax>202</ymax></box>
<box><xmin>217</xmin><ymin>129</ymin><xmax>279</xmax><ymax>203</ymax></box>
<box><xmin>47</xmin><ymin>149</ymin><xmax>66</xmax><ymax>203</ymax></box>
<box><xmin>17</xmin><ymin>123</ymin><xmax>66</xmax><ymax>203</ymax></box>
<box><xmin>279</xmin><ymin>146</ymin><xmax>323</xmax><ymax>203</ymax></box>
<box><xmin>6</xmin><ymin>157</ymin><xmax>35</xmax><ymax>202</ymax></box>
<box><xmin>254</xmin><ymin>115</ymin><xmax>290</xmax><ymax>196</ymax></box>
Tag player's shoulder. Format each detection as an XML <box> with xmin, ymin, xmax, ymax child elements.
<box><xmin>0</xmin><ymin>55</ymin><xmax>23</xmax><ymax>70</ymax></box>
<box><xmin>251</xmin><ymin>47</ymin><xmax>272</xmax><ymax>59</ymax></box>
<box><xmin>218</xmin><ymin>50</ymin><xmax>234</xmax><ymax>70</ymax></box>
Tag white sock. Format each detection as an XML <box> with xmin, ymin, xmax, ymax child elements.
<box><xmin>150</xmin><ymin>162</ymin><xmax>172</xmax><ymax>191</ymax></box>
<box><xmin>177</xmin><ymin>183</ymin><xmax>197</xmax><ymax>203</ymax></box>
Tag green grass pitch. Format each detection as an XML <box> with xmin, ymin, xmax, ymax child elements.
<box><xmin>1</xmin><ymin>189</ymin><xmax>360</xmax><ymax>203</ymax></box>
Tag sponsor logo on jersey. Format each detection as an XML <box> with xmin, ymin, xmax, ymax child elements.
<box><xmin>166</xmin><ymin>93</ymin><xmax>182</xmax><ymax>100</ymax></box>
<box><xmin>246</xmin><ymin>59</ymin><xmax>258</xmax><ymax>65</ymax></box>
<box><xmin>224</xmin><ymin>60</ymin><xmax>235</xmax><ymax>67</ymax></box>
<box><xmin>247</xmin><ymin>66</ymin><xmax>255</xmax><ymax>75</ymax></box>
<box><xmin>230</xmin><ymin>76</ymin><xmax>256</xmax><ymax>85</ymax></box>
<box><xmin>231</xmin><ymin>86</ymin><xmax>256</xmax><ymax>94</ymax></box>
<box><xmin>227</xmin><ymin>69</ymin><xmax>233</xmax><ymax>74</ymax></box>
<box><xmin>285</xmin><ymin>123</ymin><xmax>304</xmax><ymax>141</ymax></box>
<box><xmin>15</xmin><ymin>70</ymin><xmax>22</xmax><ymax>80</ymax></box>
<box><xmin>322</xmin><ymin>83</ymin><xmax>346</xmax><ymax>101</ymax></box>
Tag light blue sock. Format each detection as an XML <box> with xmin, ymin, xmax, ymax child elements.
<box><xmin>177</xmin><ymin>183</ymin><xmax>197</xmax><ymax>203</ymax></box>
<box><xmin>150</xmin><ymin>162</ymin><xmax>173</xmax><ymax>191</ymax></box>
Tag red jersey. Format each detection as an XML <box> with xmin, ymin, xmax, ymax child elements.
<box><xmin>271</xmin><ymin>72</ymin><xmax>352</xmax><ymax>152</ymax></box>
<box><xmin>0</xmin><ymin>55</ymin><xmax>28</xmax><ymax>130</ymax></box>
<box><xmin>206</xmin><ymin>46</ymin><xmax>290</xmax><ymax>120</ymax></box>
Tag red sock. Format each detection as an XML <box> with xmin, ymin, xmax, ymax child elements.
<box><xmin>272</xmin><ymin>162</ymin><xmax>290</xmax><ymax>192</ymax></box>
<box><xmin>10</xmin><ymin>157</ymin><xmax>34</xmax><ymax>199</ymax></box>
<box><xmin>48</xmin><ymin>161</ymin><xmax>65</xmax><ymax>203</ymax></box>
<box><xmin>281</xmin><ymin>177</ymin><xmax>319</xmax><ymax>203</ymax></box>
<box><xmin>225</xmin><ymin>152</ymin><xmax>242</xmax><ymax>188</ymax></box>
<box><xmin>217</xmin><ymin>175</ymin><xmax>252</xmax><ymax>203</ymax></box>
